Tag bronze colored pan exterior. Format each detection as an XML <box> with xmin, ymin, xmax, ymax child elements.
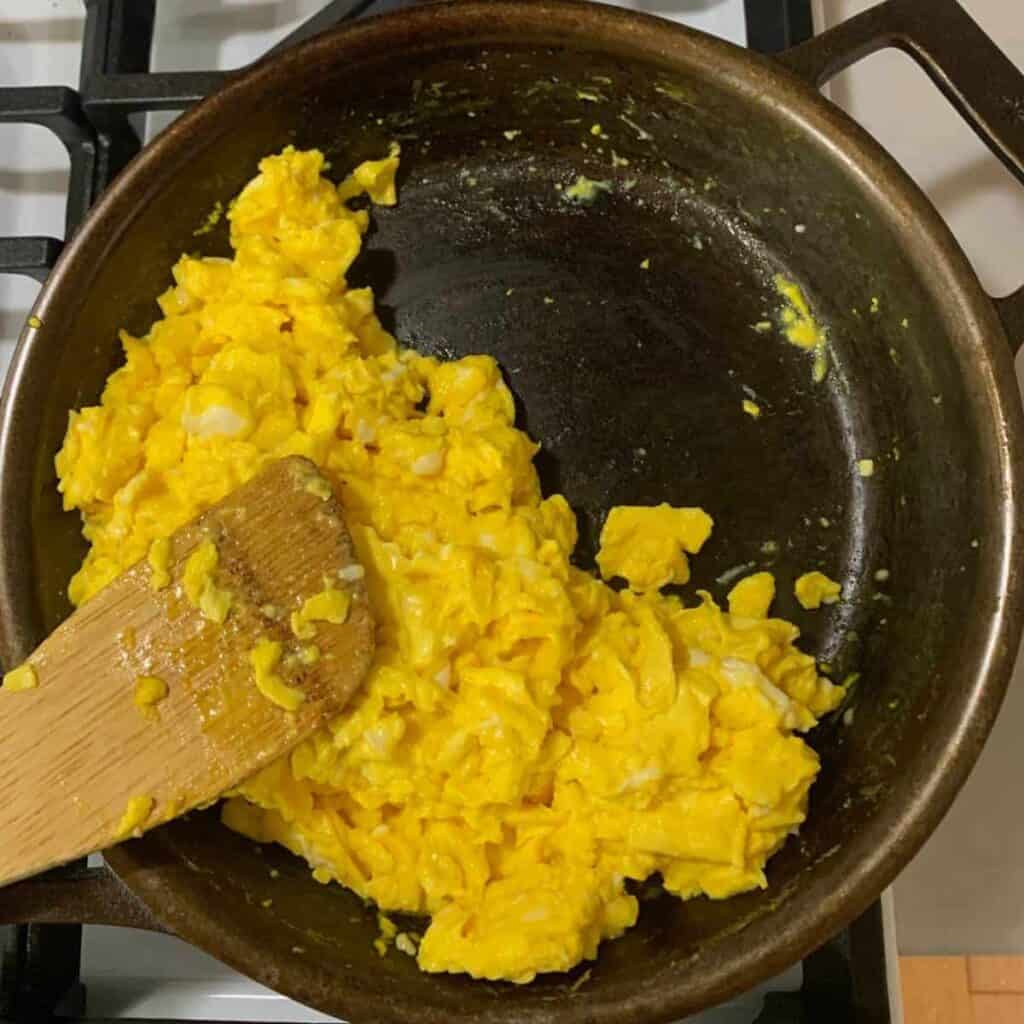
<box><xmin>1</xmin><ymin>1</ymin><xmax>1023</xmax><ymax>1020</ymax></box>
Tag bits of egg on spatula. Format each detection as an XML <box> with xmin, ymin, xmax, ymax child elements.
<box><xmin>0</xmin><ymin>456</ymin><xmax>374</xmax><ymax>887</ymax></box>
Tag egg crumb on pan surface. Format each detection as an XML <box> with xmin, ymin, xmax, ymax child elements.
<box><xmin>596</xmin><ymin>503</ymin><xmax>713</xmax><ymax>592</ymax></box>
<box><xmin>794</xmin><ymin>571</ymin><xmax>843</xmax><ymax>610</ymax></box>
<box><xmin>56</xmin><ymin>146</ymin><xmax>845</xmax><ymax>984</ymax></box>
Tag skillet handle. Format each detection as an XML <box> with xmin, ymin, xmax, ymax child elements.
<box><xmin>0</xmin><ymin>862</ymin><xmax>168</xmax><ymax>932</ymax></box>
<box><xmin>778</xmin><ymin>0</ymin><xmax>1024</xmax><ymax>354</ymax></box>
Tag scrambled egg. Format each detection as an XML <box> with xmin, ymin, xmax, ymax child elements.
<box><xmin>774</xmin><ymin>274</ymin><xmax>828</xmax><ymax>383</ymax></box>
<box><xmin>56</xmin><ymin>146</ymin><xmax>844</xmax><ymax>984</ymax></box>
<box><xmin>134</xmin><ymin>675</ymin><xmax>169</xmax><ymax>717</ymax></box>
<box><xmin>597</xmin><ymin>504</ymin><xmax>713</xmax><ymax>592</ymax></box>
<box><xmin>182</xmin><ymin>539</ymin><xmax>233</xmax><ymax>624</ymax></box>
<box><xmin>250</xmin><ymin>638</ymin><xmax>306</xmax><ymax>712</ymax></box>
<box><xmin>304</xmin><ymin>474</ymin><xmax>333</xmax><ymax>501</ymax></box>
<box><xmin>290</xmin><ymin>584</ymin><xmax>351</xmax><ymax>641</ymax></box>
<box><xmin>727</xmin><ymin>572</ymin><xmax>775</xmax><ymax>619</ymax></box>
<box><xmin>147</xmin><ymin>537</ymin><xmax>172</xmax><ymax>590</ymax></box>
<box><xmin>115</xmin><ymin>794</ymin><xmax>154</xmax><ymax>840</ymax></box>
<box><xmin>794</xmin><ymin>571</ymin><xmax>842</xmax><ymax>610</ymax></box>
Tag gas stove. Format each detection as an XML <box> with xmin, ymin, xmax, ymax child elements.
<box><xmin>0</xmin><ymin>3</ymin><xmax>896</xmax><ymax>1022</ymax></box>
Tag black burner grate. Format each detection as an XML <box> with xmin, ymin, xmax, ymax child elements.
<box><xmin>0</xmin><ymin>0</ymin><xmax>372</xmax><ymax>282</ymax></box>
<box><xmin>0</xmin><ymin>2</ymin><xmax>891</xmax><ymax>1023</ymax></box>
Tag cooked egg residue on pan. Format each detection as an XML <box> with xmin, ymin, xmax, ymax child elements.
<box><xmin>563</xmin><ymin>175</ymin><xmax>612</xmax><ymax>205</ymax></box>
<box><xmin>56</xmin><ymin>146</ymin><xmax>845</xmax><ymax>984</ymax></box>
<box><xmin>773</xmin><ymin>274</ymin><xmax>828</xmax><ymax>384</ymax></box>
<box><xmin>727</xmin><ymin>571</ymin><xmax>776</xmax><ymax>619</ymax></box>
<box><xmin>794</xmin><ymin>571</ymin><xmax>843</xmax><ymax>610</ymax></box>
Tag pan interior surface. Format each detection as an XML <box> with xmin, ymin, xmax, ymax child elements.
<box><xmin>12</xmin><ymin>18</ymin><xmax>1007</xmax><ymax>1024</ymax></box>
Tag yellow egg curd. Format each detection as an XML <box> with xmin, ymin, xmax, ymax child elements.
<box><xmin>56</xmin><ymin>146</ymin><xmax>844</xmax><ymax>984</ymax></box>
<box><xmin>596</xmin><ymin>504</ymin><xmax>713</xmax><ymax>592</ymax></box>
<box><xmin>795</xmin><ymin>571</ymin><xmax>843</xmax><ymax>610</ymax></box>
<box><xmin>134</xmin><ymin>674</ymin><xmax>169</xmax><ymax>717</ymax></box>
<box><xmin>114</xmin><ymin>794</ymin><xmax>154</xmax><ymax>840</ymax></box>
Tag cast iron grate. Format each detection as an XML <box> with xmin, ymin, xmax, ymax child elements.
<box><xmin>0</xmin><ymin>0</ymin><xmax>372</xmax><ymax>280</ymax></box>
<box><xmin>0</xmin><ymin>1</ymin><xmax>890</xmax><ymax>1022</ymax></box>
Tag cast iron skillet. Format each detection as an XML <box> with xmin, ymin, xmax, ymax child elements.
<box><xmin>1</xmin><ymin>1</ymin><xmax>1023</xmax><ymax>1021</ymax></box>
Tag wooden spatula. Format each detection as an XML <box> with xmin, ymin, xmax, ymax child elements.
<box><xmin>0</xmin><ymin>456</ymin><xmax>374</xmax><ymax>887</ymax></box>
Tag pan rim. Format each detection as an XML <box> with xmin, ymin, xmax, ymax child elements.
<box><xmin>2</xmin><ymin>1</ymin><xmax>1021</xmax><ymax>1020</ymax></box>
